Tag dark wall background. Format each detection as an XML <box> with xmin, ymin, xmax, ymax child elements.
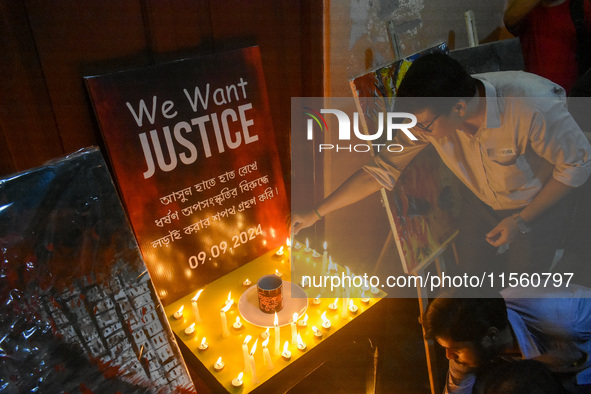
<box><xmin>0</xmin><ymin>0</ymin><xmax>324</xmax><ymax>210</ymax></box>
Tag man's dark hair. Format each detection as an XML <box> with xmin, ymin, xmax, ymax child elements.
<box><xmin>395</xmin><ymin>52</ymin><xmax>478</xmax><ymax>115</ymax></box>
<box><xmin>473</xmin><ymin>360</ymin><xmax>568</xmax><ymax>394</ymax></box>
<box><xmin>422</xmin><ymin>289</ymin><xmax>509</xmax><ymax>342</ymax></box>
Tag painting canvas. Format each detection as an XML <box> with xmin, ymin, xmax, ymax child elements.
<box><xmin>349</xmin><ymin>43</ymin><xmax>462</xmax><ymax>274</ymax></box>
<box><xmin>0</xmin><ymin>148</ymin><xmax>194</xmax><ymax>392</ymax></box>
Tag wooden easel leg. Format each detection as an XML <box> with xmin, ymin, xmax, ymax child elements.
<box><xmin>416</xmin><ymin>275</ymin><xmax>442</xmax><ymax>394</ymax></box>
<box><xmin>372</xmin><ymin>230</ymin><xmax>393</xmax><ymax>276</ymax></box>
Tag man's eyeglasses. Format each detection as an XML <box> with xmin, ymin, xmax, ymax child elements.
<box><xmin>415</xmin><ymin>114</ymin><xmax>440</xmax><ymax>133</ymax></box>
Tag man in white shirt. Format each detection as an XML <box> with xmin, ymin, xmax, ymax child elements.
<box><xmin>292</xmin><ymin>52</ymin><xmax>591</xmax><ymax>274</ymax></box>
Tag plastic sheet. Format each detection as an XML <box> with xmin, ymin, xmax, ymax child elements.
<box><xmin>0</xmin><ymin>147</ymin><xmax>194</xmax><ymax>393</ymax></box>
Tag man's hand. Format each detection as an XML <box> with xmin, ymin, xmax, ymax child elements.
<box><xmin>291</xmin><ymin>211</ymin><xmax>319</xmax><ymax>235</ymax></box>
<box><xmin>485</xmin><ymin>216</ymin><xmax>520</xmax><ymax>247</ymax></box>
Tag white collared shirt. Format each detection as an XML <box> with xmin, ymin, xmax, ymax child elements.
<box><xmin>363</xmin><ymin>71</ymin><xmax>591</xmax><ymax>210</ymax></box>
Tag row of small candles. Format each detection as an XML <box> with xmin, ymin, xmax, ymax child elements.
<box><xmin>175</xmin><ymin>294</ymin><xmax>372</xmax><ymax>385</ymax></box>
<box><xmin>174</xmin><ymin>287</ymin><xmax>375</xmax><ymax>341</ymax></box>
<box><xmin>171</xmin><ymin>238</ymin><xmax>376</xmax><ymax>389</ymax></box>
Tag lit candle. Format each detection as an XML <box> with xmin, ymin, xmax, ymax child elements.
<box><xmin>261</xmin><ymin>327</ymin><xmax>269</xmax><ymax>340</ymax></box>
<box><xmin>304</xmin><ymin>238</ymin><xmax>311</xmax><ymax>252</ymax></box>
<box><xmin>173</xmin><ymin>305</ymin><xmax>184</xmax><ymax>320</ymax></box>
<box><xmin>274</xmin><ymin>269</ymin><xmax>282</xmax><ymax>278</ymax></box>
<box><xmin>361</xmin><ymin>278</ymin><xmax>370</xmax><ymax>292</ymax></box>
<box><xmin>297</xmin><ymin>314</ymin><xmax>308</xmax><ymax>327</ymax></box>
<box><xmin>184</xmin><ymin>323</ymin><xmax>195</xmax><ymax>336</ymax></box>
<box><xmin>249</xmin><ymin>339</ymin><xmax>259</xmax><ymax>384</ymax></box>
<box><xmin>198</xmin><ymin>337</ymin><xmax>208</xmax><ymax>351</ymax></box>
<box><xmin>214</xmin><ymin>356</ymin><xmax>225</xmax><ymax>371</ymax></box>
<box><xmin>225</xmin><ymin>291</ymin><xmax>233</xmax><ymax>307</ymax></box>
<box><xmin>328</xmin><ymin>256</ymin><xmax>337</xmax><ymax>273</ymax></box>
<box><xmin>349</xmin><ymin>299</ymin><xmax>358</xmax><ymax>314</ymax></box>
<box><xmin>294</xmin><ymin>240</ymin><xmax>302</xmax><ymax>250</ymax></box>
<box><xmin>361</xmin><ymin>290</ymin><xmax>370</xmax><ymax>304</ymax></box>
<box><xmin>328</xmin><ymin>298</ymin><xmax>339</xmax><ymax>311</ymax></box>
<box><xmin>321</xmin><ymin>311</ymin><xmax>331</xmax><ymax>329</ymax></box>
<box><xmin>296</xmin><ymin>333</ymin><xmax>307</xmax><ymax>351</ymax></box>
<box><xmin>312</xmin><ymin>325</ymin><xmax>323</xmax><ymax>339</ymax></box>
<box><xmin>281</xmin><ymin>341</ymin><xmax>292</xmax><ymax>360</ymax></box>
<box><xmin>233</xmin><ymin>316</ymin><xmax>243</xmax><ymax>330</ymax></box>
<box><xmin>242</xmin><ymin>335</ymin><xmax>252</xmax><ymax>373</ymax></box>
<box><xmin>192</xmin><ymin>289</ymin><xmax>203</xmax><ymax>323</ymax></box>
<box><xmin>275</xmin><ymin>245</ymin><xmax>284</xmax><ymax>257</ymax></box>
<box><xmin>312</xmin><ymin>294</ymin><xmax>321</xmax><ymax>305</ymax></box>
<box><xmin>274</xmin><ymin>312</ymin><xmax>280</xmax><ymax>355</ymax></box>
<box><xmin>300</xmin><ymin>276</ymin><xmax>309</xmax><ymax>288</ymax></box>
<box><xmin>231</xmin><ymin>372</ymin><xmax>244</xmax><ymax>388</ymax></box>
<box><xmin>243</xmin><ymin>278</ymin><xmax>252</xmax><ymax>287</ymax></box>
<box><xmin>321</xmin><ymin>241</ymin><xmax>328</xmax><ymax>273</ymax></box>
<box><xmin>342</xmin><ymin>269</ymin><xmax>350</xmax><ymax>319</ymax></box>
<box><xmin>262</xmin><ymin>337</ymin><xmax>274</xmax><ymax>370</ymax></box>
<box><xmin>221</xmin><ymin>302</ymin><xmax>232</xmax><ymax>338</ymax></box>
<box><xmin>290</xmin><ymin>313</ymin><xmax>298</xmax><ymax>345</ymax></box>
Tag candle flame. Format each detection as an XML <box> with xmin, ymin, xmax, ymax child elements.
<box><xmin>361</xmin><ymin>290</ymin><xmax>366</xmax><ymax>298</ymax></box>
<box><xmin>321</xmin><ymin>311</ymin><xmax>329</xmax><ymax>323</ymax></box>
<box><xmin>244</xmin><ymin>335</ymin><xmax>252</xmax><ymax>345</ymax></box>
<box><xmin>227</xmin><ymin>291</ymin><xmax>232</xmax><ymax>302</ymax></box>
<box><xmin>250</xmin><ymin>338</ymin><xmax>258</xmax><ymax>356</ymax></box>
<box><xmin>201</xmin><ymin>337</ymin><xmax>207</xmax><ymax>346</ymax></box>
<box><xmin>283</xmin><ymin>341</ymin><xmax>289</xmax><ymax>353</ymax></box>
<box><xmin>221</xmin><ymin>301</ymin><xmax>232</xmax><ymax>313</ymax></box>
<box><xmin>192</xmin><ymin>289</ymin><xmax>204</xmax><ymax>302</ymax></box>
<box><xmin>345</xmin><ymin>265</ymin><xmax>350</xmax><ymax>276</ymax></box>
<box><xmin>278</xmin><ymin>246</ymin><xmax>284</xmax><ymax>254</ymax></box>
<box><xmin>188</xmin><ymin>323</ymin><xmax>195</xmax><ymax>330</ymax></box>
<box><xmin>315</xmin><ymin>294</ymin><xmax>321</xmax><ymax>301</ymax></box>
<box><xmin>237</xmin><ymin>372</ymin><xmax>243</xmax><ymax>381</ymax></box>
<box><xmin>297</xmin><ymin>333</ymin><xmax>305</xmax><ymax>347</ymax></box>
<box><xmin>306</xmin><ymin>238</ymin><xmax>309</xmax><ymax>248</ymax></box>
<box><xmin>274</xmin><ymin>312</ymin><xmax>278</xmax><ymax>326</ymax></box>
<box><xmin>275</xmin><ymin>268</ymin><xmax>281</xmax><ymax>275</ymax></box>
<box><xmin>235</xmin><ymin>316</ymin><xmax>241</xmax><ymax>324</ymax></box>
<box><xmin>349</xmin><ymin>299</ymin><xmax>355</xmax><ymax>308</ymax></box>
<box><xmin>262</xmin><ymin>337</ymin><xmax>269</xmax><ymax>348</ymax></box>
<box><xmin>323</xmin><ymin>241</ymin><xmax>327</xmax><ymax>250</ymax></box>
<box><xmin>176</xmin><ymin>305</ymin><xmax>184</xmax><ymax>314</ymax></box>
<box><xmin>292</xmin><ymin>312</ymin><xmax>298</xmax><ymax>322</ymax></box>
<box><xmin>332</xmin><ymin>297</ymin><xmax>339</xmax><ymax>306</ymax></box>
<box><xmin>303</xmin><ymin>314</ymin><xmax>309</xmax><ymax>323</ymax></box>
<box><xmin>312</xmin><ymin>326</ymin><xmax>319</xmax><ymax>334</ymax></box>
<box><xmin>216</xmin><ymin>356</ymin><xmax>222</xmax><ymax>365</ymax></box>
<box><xmin>286</xmin><ymin>238</ymin><xmax>291</xmax><ymax>247</ymax></box>
<box><xmin>264</xmin><ymin>327</ymin><xmax>269</xmax><ymax>336</ymax></box>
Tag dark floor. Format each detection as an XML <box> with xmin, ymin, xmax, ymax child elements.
<box><xmin>286</xmin><ymin>298</ymin><xmax>436</xmax><ymax>394</ymax></box>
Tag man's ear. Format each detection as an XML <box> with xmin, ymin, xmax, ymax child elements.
<box><xmin>481</xmin><ymin>327</ymin><xmax>499</xmax><ymax>347</ymax></box>
<box><xmin>453</xmin><ymin>100</ymin><xmax>467</xmax><ymax>118</ymax></box>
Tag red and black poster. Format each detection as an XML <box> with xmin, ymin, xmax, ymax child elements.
<box><xmin>85</xmin><ymin>47</ymin><xmax>289</xmax><ymax>306</ymax></box>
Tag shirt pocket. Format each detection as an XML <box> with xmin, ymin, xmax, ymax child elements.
<box><xmin>487</xmin><ymin>155</ymin><xmax>533</xmax><ymax>192</ymax></box>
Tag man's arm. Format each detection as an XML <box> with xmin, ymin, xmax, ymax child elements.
<box><xmin>292</xmin><ymin>168</ymin><xmax>383</xmax><ymax>235</ymax></box>
<box><xmin>486</xmin><ymin>178</ymin><xmax>575</xmax><ymax>247</ymax></box>
<box><xmin>503</xmin><ymin>0</ymin><xmax>542</xmax><ymax>33</ymax></box>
